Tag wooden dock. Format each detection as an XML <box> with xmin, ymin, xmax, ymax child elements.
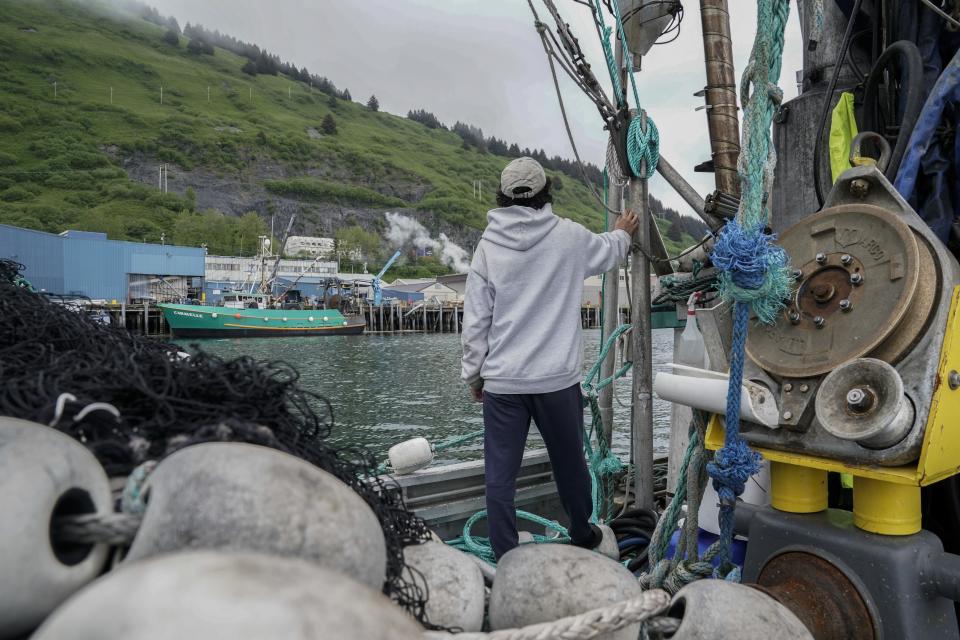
<box><xmin>359</xmin><ymin>302</ymin><xmax>463</xmax><ymax>333</ymax></box>
<box><xmin>87</xmin><ymin>302</ymin><xmax>622</xmax><ymax>337</ymax></box>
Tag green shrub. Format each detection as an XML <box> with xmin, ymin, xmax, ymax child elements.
<box><xmin>1</xmin><ymin>186</ymin><xmax>32</xmax><ymax>202</ymax></box>
<box><xmin>90</xmin><ymin>167</ymin><xmax>126</xmax><ymax>180</ymax></box>
<box><xmin>0</xmin><ymin>212</ymin><xmax>43</xmax><ymax>231</ymax></box>
<box><xmin>45</xmin><ymin>172</ymin><xmax>96</xmax><ymax>190</ymax></box>
<box><xmin>0</xmin><ymin>114</ymin><xmax>22</xmax><ymax>132</ymax></box>
<box><xmin>415</xmin><ymin>195</ymin><xmax>477</xmax><ymax>217</ymax></box>
<box><xmin>66</xmin><ymin>151</ymin><xmax>110</xmax><ymax>170</ymax></box>
<box><xmin>264</xmin><ymin>178</ymin><xmax>406</xmax><ymax>208</ymax></box>
<box><xmin>0</xmin><ymin>151</ymin><xmax>17</xmax><ymax>167</ymax></box>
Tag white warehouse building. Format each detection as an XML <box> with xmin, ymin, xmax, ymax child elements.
<box><xmin>204</xmin><ymin>255</ymin><xmax>338</xmax><ymax>284</ymax></box>
<box><xmin>286</xmin><ymin>236</ymin><xmax>335</xmax><ymax>258</ymax></box>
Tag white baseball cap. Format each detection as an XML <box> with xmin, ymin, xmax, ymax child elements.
<box><xmin>500</xmin><ymin>157</ymin><xmax>547</xmax><ymax>199</ymax></box>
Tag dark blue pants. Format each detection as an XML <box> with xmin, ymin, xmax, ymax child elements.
<box><xmin>483</xmin><ymin>383</ymin><xmax>593</xmax><ymax>560</ymax></box>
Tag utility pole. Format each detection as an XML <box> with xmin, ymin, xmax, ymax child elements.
<box><xmin>160</xmin><ymin>85</ymin><xmax>163</xmax><ymax>105</ymax></box>
<box><xmin>629</xmin><ymin>141</ymin><xmax>654</xmax><ymax>512</ymax></box>
<box><xmin>249</xmin><ymin>86</ymin><xmax>253</xmax><ymax>101</ymax></box>
<box><xmin>207</xmin><ymin>86</ymin><xmax>210</xmax><ymax>103</ymax></box>
<box><xmin>698</xmin><ymin>0</ymin><xmax>741</xmax><ymax>198</ymax></box>
<box><xmin>288</xmin><ymin>86</ymin><xmax>291</xmax><ymax>99</ymax></box>
<box><xmin>110</xmin><ymin>86</ymin><xmax>113</xmax><ymax>104</ymax></box>
<box><xmin>158</xmin><ymin>165</ymin><xmax>162</xmax><ymax>191</ymax></box>
<box><xmin>53</xmin><ymin>81</ymin><xmax>57</xmax><ymax>99</ymax></box>
<box><xmin>164</xmin><ymin>164</ymin><xmax>168</xmax><ymax>193</ymax></box>
<box><xmin>624</xmin><ymin>58</ymin><xmax>655</xmax><ymax>511</ymax></box>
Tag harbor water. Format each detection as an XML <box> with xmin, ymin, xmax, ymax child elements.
<box><xmin>179</xmin><ymin>328</ymin><xmax>674</xmax><ymax>464</ymax></box>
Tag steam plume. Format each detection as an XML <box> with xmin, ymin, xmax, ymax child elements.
<box><xmin>384</xmin><ymin>212</ymin><xmax>471</xmax><ymax>272</ymax></box>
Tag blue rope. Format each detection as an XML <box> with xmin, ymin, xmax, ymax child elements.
<box><xmin>706</xmin><ymin>0</ymin><xmax>791</xmax><ymax>579</ymax></box>
<box><xmin>894</xmin><ymin>46</ymin><xmax>960</xmax><ymax>202</ymax></box>
<box><xmin>705</xmin><ymin>303</ymin><xmax>761</xmax><ymax>573</ymax></box>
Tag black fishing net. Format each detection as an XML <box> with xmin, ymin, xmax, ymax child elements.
<box><xmin>0</xmin><ymin>259</ymin><xmax>436</xmax><ymax>626</ymax></box>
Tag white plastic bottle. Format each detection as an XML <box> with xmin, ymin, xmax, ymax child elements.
<box><xmin>677</xmin><ymin>293</ymin><xmax>707</xmax><ymax>369</ymax></box>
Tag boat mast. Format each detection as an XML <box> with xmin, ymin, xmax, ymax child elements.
<box><xmin>697</xmin><ymin>0</ymin><xmax>741</xmax><ymax>199</ymax></box>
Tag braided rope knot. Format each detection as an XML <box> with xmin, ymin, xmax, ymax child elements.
<box><xmin>707</xmin><ymin>439</ymin><xmax>762</xmax><ymax>499</ymax></box>
<box><xmin>710</xmin><ymin>220</ymin><xmax>791</xmax><ymax>325</ymax></box>
<box><xmin>626</xmin><ymin>111</ymin><xmax>660</xmax><ymax>179</ymax></box>
<box><xmin>741</xmin><ymin>69</ymin><xmax>784</xmax><ymax>110</ymax></box>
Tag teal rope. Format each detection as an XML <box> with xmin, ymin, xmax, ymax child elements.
<box><xmin>582</xmin><ymin>323</ymin><xmax>633</xmax><ymax>397</ymax></box>
<box><xmin>448</xmin><ymin>509</ymin><xmax>570</xmax><ymax>565</ymax></box>
<box><xmin>707</xmin><ymin>0</ymin><xmax>792</xmax><ymax>580</ymax></box>
<box><xmin>592</xmin><ymin>0</ymin><xmax>660</xmax><ymax>178</ymax></box>
<box><xmin>434</xmin><ymin>429</ymin><xmax>485</xmax><ymax>452</ymax></box>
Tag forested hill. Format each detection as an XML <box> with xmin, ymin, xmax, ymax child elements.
<box><xmin>0</xmin><ymin>0</ymin><xmax>704</xmax><ymax>262</ymax></box>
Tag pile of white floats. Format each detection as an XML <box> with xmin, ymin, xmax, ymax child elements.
<box><xmin>1</xmin><ymin>416</ymin><xmax>481</xmax><ymax>639</ymax></box>
<box><xmin>2</xmin><ymin>415</ymin><xmax>813</xmax><ymax>639</ymax></box>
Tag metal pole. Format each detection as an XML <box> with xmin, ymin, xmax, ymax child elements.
<box><xmin>599</xmin><ymin>187</ymin><xmax>623</xmax><ymax>443</ymax></box>
<box><xmin>655</xmin><ymin>155</ymin><xmax>722</xmax><ymax>230</ymax></box>
<box><xmin>698</xmin><ymin>0</ymin><xmax>742</xmax><ymax>197</ymax></box>
<box><xmin>628</xmin><ymin>119</ymin><xmax>655</xmax><ymax>512</ymax></box>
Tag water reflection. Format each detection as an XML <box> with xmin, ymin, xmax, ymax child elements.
<box><xmin>179</xmin><ymin>328</ymin><xmax>675</xmax><ymax>464</ymax></box>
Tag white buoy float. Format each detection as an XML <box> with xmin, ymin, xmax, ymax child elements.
<box><xmin>32</xmin><ymin>550</ymin><xmax>423</xmax><ymax>640</ymax></box>
<box><xmin>124</xmin><ymin>442</ymin><xmax>387</xmax><ymax>588</ymax></box>
<box><xmin>0</xmin><ymin>417</ymin><xmax>111</xmax><ymax>640</ymax></box>
<box><xmin>403</xmin><ymin>541</ymin><xmax>485</xmax><ymax>631</ymax></box>
<box><xmin>489</xmin><ymin>544</ymin><xmax>645</xmax><ymax>640</ymax></box>
<box><xmin>388</xmin><ymin>437</ymin><xmax>434</xmax><ymax>475</ymax></box>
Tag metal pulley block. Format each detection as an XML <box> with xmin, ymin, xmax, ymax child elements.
<box><xmin>747</xmin><ymin>203</ymin><xmax>937</xmax><ymax>378</ymax></box>
<box><xmin>617</xmin><ymin>1</ymin><xmax>682</xmax><ymax>58</ymax></box>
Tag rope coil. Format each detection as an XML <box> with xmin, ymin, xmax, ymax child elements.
<box><xmin>422</xmin><ymin>589</ymin><xmax>675</xmax><ymax>640</ymax></box>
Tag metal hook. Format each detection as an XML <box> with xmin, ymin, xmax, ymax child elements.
<box><xmin>849</xmin><ymin>131</ymin><xmax>892</xmax><ymax>174</ymax></box>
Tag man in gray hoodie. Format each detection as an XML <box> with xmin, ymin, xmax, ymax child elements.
<box><xmin>461</xmin><ymin>156</ymin><xmax>638</xmax><ymax>560</ymax></box>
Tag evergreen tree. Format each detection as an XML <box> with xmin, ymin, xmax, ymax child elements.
<box><xmin>666</xmin><ymin>221</ymin><xmax>683</xmax><ymax>242</ymax></box>
<box><xmin>407</xmin><ymin>109</ymin><xmax>444</xmax><ymax>130</ymax></box>
<box><xmin>187</xmin><ymin>38</ymin><xmax>214</xmax><ymax>55</ymax></box>
<box><xmin>321</xmin><ymin>114</ymin><xmax>337</xmax><ymax>135</ymax></box>
<box><xmin>366</xmin><ymin>94</ymin><xmax>379</xmax><ymax>111</ymax></box>
<box><xmin>327</xmin><ymin>94</ymin><xmax>338</xmax><ymax>109</ymax></box>
<box><xmin>241</xmin><ymin>59</ymin><xmax>257</xmax><ymax>75</ymax></box>
<box><xmin>342</xmin><ymin>88</ymin><xmax>352</xmax><ymax>101</ymax></box>
<box><xmin>162</xmin><ymin>29</ymin><xmax>179</xmax><ymax>46</ymax></box>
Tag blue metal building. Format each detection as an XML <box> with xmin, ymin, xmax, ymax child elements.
<box><xmin>0</xmin><ymin>224</ymin><xmax>205</xmax><ymax>302</ymax></box>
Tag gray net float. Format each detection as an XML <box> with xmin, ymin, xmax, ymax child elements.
<box><xmin>489</xmin><ymin>544</ymin><xmax>646</xmax><ymax>640</ymax></box>
<box><xmin>403</xmin><ymin>541</ymin><xmax>485</xmax><ymax>632</ymax></box>
<box><xmin>0</xmin><ymin>417</ymin><xmax>111</xmax><ymax>639</ymax></box>
<box><xmin>124</xmin><ymin>442</ymin><xmax>388</xmax><ymax>589</ymax></box>
<box><xmin>32</xmin><ymin>550</ymin><xmax>423</xmax><ymax>640</ymax></box>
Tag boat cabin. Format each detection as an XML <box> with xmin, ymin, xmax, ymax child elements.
<box><xmin>220</xmin><ymin>292</ymin><xmax>270</xmax><ymax>309</ymax></box>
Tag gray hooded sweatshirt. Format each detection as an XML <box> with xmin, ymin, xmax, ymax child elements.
<box><xmin>461</xmin><ymin>203</ymin><xmax>631</xmax><ymax>394</ymax></box>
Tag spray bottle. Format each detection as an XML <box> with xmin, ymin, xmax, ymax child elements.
<box><xmin>677</xmin><ymin>292</ymin><xmax>707</xmax><ymax>369</ymax></box>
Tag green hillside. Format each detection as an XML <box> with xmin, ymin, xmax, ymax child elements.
<box><xmin>0</xmin><ymin>0</ymin><xmax>700</xmax><ymax>262</ymax></box>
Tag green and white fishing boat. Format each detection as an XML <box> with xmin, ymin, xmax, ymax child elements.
<box><xmin>158</xmin><ymin>292</ymin><xmax>366</xmax><ymax>338</ymax></box>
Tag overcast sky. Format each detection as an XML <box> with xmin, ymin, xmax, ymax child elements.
<box><xmin>148</xmin><ymin>0</ymin><xmax>804</xmax><ymax>217</ymax></box>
